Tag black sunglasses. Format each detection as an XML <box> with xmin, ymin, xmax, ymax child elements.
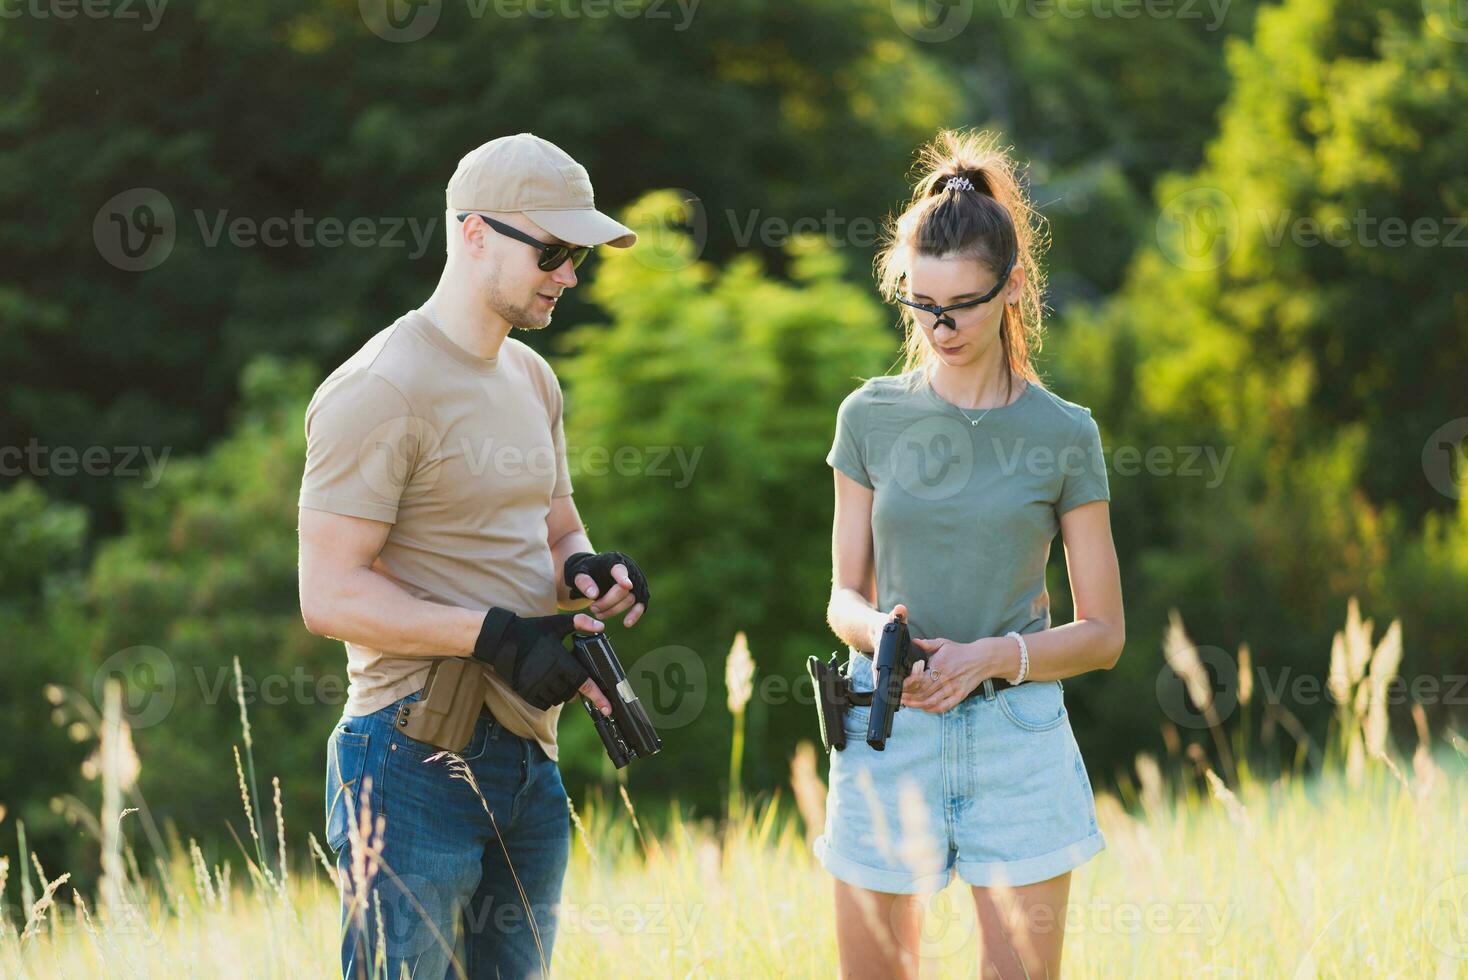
<box><xmin>457</xmin><ymin>212</ymin><xmax>593</xmax><ymax>271</ymax></box>
<box><xmin>894</xmin><ymin>250</ymin><xmax>1018</xmax><ymax>330</ymax></box>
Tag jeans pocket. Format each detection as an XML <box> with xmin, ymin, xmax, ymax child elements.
<box><xmin>325</xmin><ymin>727</ymin><xmax>370</xmax><ymax>853</ymax></box>
<box><xmin>997</xmin><ymin>681</ymin><xmax>1068</xmax><ymax>732</ymax></box>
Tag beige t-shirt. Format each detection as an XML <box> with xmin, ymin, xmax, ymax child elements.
<box><xmin>299</xmin><ymin>308</ymin><xmax>572</xmax><ymax>760</ymax></box>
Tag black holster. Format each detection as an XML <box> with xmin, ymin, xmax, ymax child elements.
<box><xmin>806</xmin><ymin>653</ymin><xmax>872</xmax><ymax>753</ymax></box>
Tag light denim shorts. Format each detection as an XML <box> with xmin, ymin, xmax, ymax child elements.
<box><xmin>814</xmin><ymin>653</ymin><xmax>1105</xmax><ymax>894</ymax></box>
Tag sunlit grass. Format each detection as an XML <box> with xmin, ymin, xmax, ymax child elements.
<box><xmin>6</xmin><ymin>756</ymin><xmax>1467</xmax><ymax>977</ymax></box>
<box><xmin>4</xmin><ymin>602</ymin><xmax>1468</xmax><ymax>977</ymax></box>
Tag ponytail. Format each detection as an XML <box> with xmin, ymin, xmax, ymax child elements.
<box><xmin>875</xmin><ymin>130</ymin><xmax>1049</xmax><ymax>397</ymax></box>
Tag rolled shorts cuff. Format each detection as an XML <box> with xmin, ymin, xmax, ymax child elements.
<box><xmin>813</xmin><ymin>835</ymin><xmax>953</xmax><ymax>895</ymax></box>
<box><xmin>954</xmin><ymin>828</ymin><xmax>1107</xmax><ymax>888</ymax></box>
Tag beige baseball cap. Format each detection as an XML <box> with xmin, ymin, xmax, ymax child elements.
<box><xmin>445</xmin><ymin>133</ymin><xmax>636</xmax><ymax>249</ymax></box>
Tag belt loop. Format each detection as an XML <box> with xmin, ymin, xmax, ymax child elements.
<box><xmin>981</xmin><ymin>678</ymin><xmax>997</xmax><ymax>701</ymax></box>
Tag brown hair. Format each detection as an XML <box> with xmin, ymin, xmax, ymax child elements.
<box><xmin>875</xmin><ymin>130</ymin><xmax>1050</xmax><ymax>397</ymax></box>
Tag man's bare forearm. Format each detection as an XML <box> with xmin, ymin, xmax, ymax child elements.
<box><xmin>550</xmin><ymin>526</ymin><xmax>595</xmax><ymax>608</ymax></box>
<box><xmin>304</xmin><ymin>566</ymin><xmax>484</xmax><ymax>656</ymax></box>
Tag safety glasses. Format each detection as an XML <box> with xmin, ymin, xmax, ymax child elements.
<box><xmin>457</xmin><ymin>212</ymin><xmax>593</xmax><ymax>271</ymax></box>
<box><xmin>894</xmin><ymin>250</ymin><xmax>1017</xmax><ymax>330</ymax></box>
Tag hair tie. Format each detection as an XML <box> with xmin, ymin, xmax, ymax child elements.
<box><xmin>944</xmin><ymin>175</ymin><xmax>975</xmax><ymax>192</ymax></box>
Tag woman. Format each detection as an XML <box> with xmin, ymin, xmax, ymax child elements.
<box><xmin>816</xmin><ymin>130</ymin><xmax>1126</xmax><ymax>979</ymax></box>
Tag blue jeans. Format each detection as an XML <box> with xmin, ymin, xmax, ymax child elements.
<box><xmin>324</xmin><ymin>690</ymin><xmax>570</xmax><ymax>978</ymax></box>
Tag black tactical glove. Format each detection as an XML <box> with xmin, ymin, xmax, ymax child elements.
<box><xmin>563</xmin><ymin>551</ymin><xmax>651</xmax><ymax>609</ymax></box>
<box><xmin>472</xmin><ymin>608</ymin><xmax>589</xmax><ymax>710</ymax></box>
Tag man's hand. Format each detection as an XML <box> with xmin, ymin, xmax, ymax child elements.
<box><xmin>564</xmin><ymin>551</ymin><xmax>649</xmax><ymax>627</ymax></box>
<box><xmin>472</xmin><ymin>608</ymin><xmax>613</xmax><ymax>714</ymax></box>
<box><xmin>570</xmin><ymin>614</ymin><xmax>615</xmax><ymax>717</ymax></box>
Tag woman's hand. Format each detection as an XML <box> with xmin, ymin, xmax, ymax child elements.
<box><xmin>867</xmin><ymin>603</ymin><xmax>909</xmax><ymax>654</ymax></box>
<box><xmin>901</xmin><ymin>636</ymin><xmax>1007</xmax><ymax>713</ymax></box>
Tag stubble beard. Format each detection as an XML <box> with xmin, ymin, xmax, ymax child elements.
<box><xmin>485</xmin><ymin>265</ymin><xmax>550</xmax><ymax>331</ymax></box>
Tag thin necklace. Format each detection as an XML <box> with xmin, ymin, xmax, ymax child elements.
<box><xmin>934</xmin><ymin>376</ymin><xmax>1017</xmax><ymax>428</ymax></box>
<box><xmin>953</xmin><ymin>403</ymin><xmax>995</xmax><ymax>428</ymax></box>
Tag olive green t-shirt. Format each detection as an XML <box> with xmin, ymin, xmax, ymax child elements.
<box><xmin>827</xmin><ymin>372</ymin><xmax>1109</xmax><ymax>647</ymax></box>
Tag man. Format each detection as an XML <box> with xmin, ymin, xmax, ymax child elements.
<box><xmin>297</xmin><ymin>132</ymin><xmax>650</xmax><ymax>978</ymax></box>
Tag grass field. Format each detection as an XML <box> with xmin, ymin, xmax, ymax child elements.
<box><xmin>4</xmin><ymin>604</ymin><xmax>1468</xmax><ymax>977</ymax></box>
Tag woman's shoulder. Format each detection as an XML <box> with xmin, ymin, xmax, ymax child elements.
<box><xmin>1023</xmin><ymin>383</ymin><xmax>1101</xmax><ymax>441</ymax></box>
<box><xmin>838</xmin><ymin>371</ymin><xmax>926</xmax><ymax>409</ymax></box>
<box><xmin>1026</xmin><ymin>382</ymin><xmax>1094</xmax><ymax>419</ymax></box>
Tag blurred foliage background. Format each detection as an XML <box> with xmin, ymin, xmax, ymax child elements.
<box><xmin>2</xmin><ymin>0</ymin><xmax>1466</xmax><ymax>887</ymax></box>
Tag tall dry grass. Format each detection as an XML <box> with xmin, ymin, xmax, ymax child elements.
<box><xmin>2</xmin><ymin>608</ymin><xmax>1466</xmax><ymax>977</ymax></box>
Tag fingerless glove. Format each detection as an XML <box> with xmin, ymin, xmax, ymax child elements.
<box><xmin>563</xmin><ymin>550</ymin><xmax>651</xmax><ymax>608</ymax></box>
<box><xmin>472</xmin><ymin>608</ymin><xmax>589</xmax><ymax>710</ymax></box>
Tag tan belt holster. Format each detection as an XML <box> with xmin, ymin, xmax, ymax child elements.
<box><xmin>394</xmin><ymin>657</ymin><xmax>490</xmax><ymax>754</ymax></box>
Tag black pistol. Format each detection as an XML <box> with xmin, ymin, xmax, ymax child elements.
<box><xmin>572</xmin><ymin>632</ymin><xmax>662</xmax><ymax>769</ymax></box>
<box><xmin>866</xmin><ymin>614</ymin><xmax>914</xmax><ymax>751</ymax></box>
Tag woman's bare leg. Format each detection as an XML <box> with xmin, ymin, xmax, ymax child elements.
<box><xmin>834</xmin><ymin>879</ymin><xmax>926</xmax><ymax>980</ymax></box>
<box><xmin>971</xmin><ymin>871</ymin><xmax>1071</xmax><ymax>979</ymax></box>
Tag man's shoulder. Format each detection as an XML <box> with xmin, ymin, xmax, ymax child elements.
<box><xmin>309</xmin><ymin>319</ymin><xmax>412</xmax><ymax>408</ymax></box>
<box><xmin>501</xmin><ymin>337</ymin><xmax>563</xmax><ymax>409</ymax></box>
<box><xmin>312</xmin><ymin>312</ymin><xmax>446</xmax><ymax>411</ymax></box>
<box><xmin>502</xmin><ymin>337</ymin><xmax>557</xmax><ymax>380</ymax></box>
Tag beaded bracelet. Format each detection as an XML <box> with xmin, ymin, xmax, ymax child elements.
<box><xmin>1004</xmin><ymin>630</ymin><xmax>1029</xmax><ymax>685</ymax></box>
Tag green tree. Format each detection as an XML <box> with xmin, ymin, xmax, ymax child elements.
<box><xmin>919</xmin><ymin>1</ymin><xmax>1264</xmax><ymax>302</ymax></box>
<box><xmin>555</xmin><ymin>192</ymin><xmax>894</xmax><ymax>800</ymax></box>
<box><xmin>1048</xmin><ymin>0</ymin><xmax>1468</xmax><ymax>763</ymax></box>
<box><xmin>0</xmin><ymin>0</ymin><xmax>959</xmax><ymax>527</ymax></box>
<box><xmin>33</xmin><ymin>357</ymin><xmax>338</xmax><ymax>880</ymax></box>
<box><xmin>0</xmin><ymin>481</ymin><xmax>91</xmax><ymax>875</ymax></box>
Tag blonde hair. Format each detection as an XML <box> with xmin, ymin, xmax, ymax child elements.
<box><xmin>875</xmin><ymin>130</ymin><xmax>1050</xmax><ymax>397</ymax></box>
